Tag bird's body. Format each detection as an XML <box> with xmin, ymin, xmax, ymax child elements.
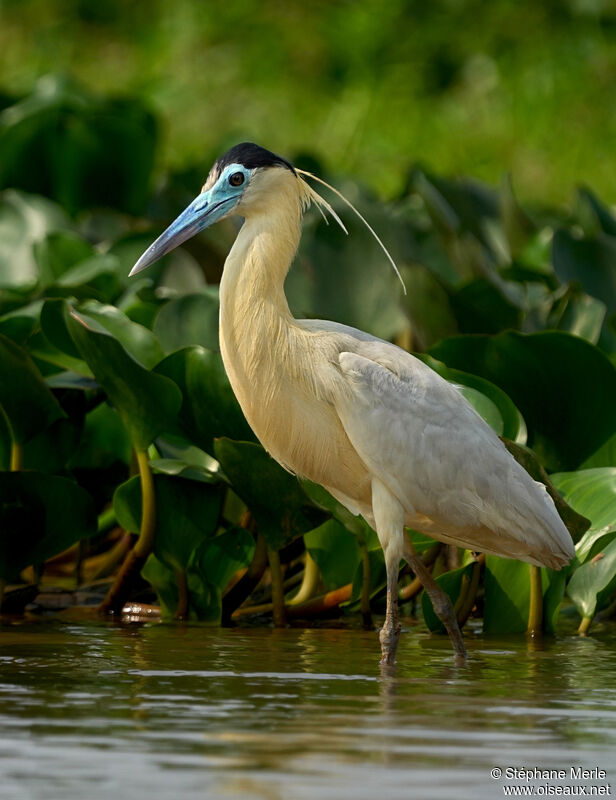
<box><xmin>132</xmin><ymin>143</ymin><xmax>575</xmax><ymax>663</ymax></box>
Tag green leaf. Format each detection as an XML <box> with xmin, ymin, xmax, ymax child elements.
<box><xmin>214</xmin><ymin>438</ymin><xmax>320</xmax><ymax>550</ymax></box>
<box><xmin>69</xmin><ymin>402</ymin><xmax>132</xmax><ymax>469</ymax></box>
<box><xmin>550</xmin><ymin>468</ymin><xmax>616</xmax><ymax>562</ymax></box>
<box><xmin>0</xmin><ymin>472</ymin><xmax>96</xmax><ymax>580</ymax></box>
<box><xmin>153</xmin><ymin>290</ymin><xmax>220</xmax><ymax>353</ymax></box>
<box><xmin>0</xmin><ymin>190</ymin><xmax>70</xmax><ymax>292</ymax></box>
<box><xmin>430</xmin><ymin>331</ymin><xmax>616</xmax><ymax>471</ymax></box>
<box><xmin>422</xmin><ymin>562</ymin><xmax>475</xmax><ymax>633</ymax></box>
<box><xmin>114</xmin><ymin>473</ymin><xmax>223</xmax><ymax>570</ymax></box>
<box><xmin>66</xmin><ymin>309</ymin><xmax>182</xmax><ymax>450</ymax></box>
<box><xmin>552</xmin><ymin>230</ymin><xmax>616</xmax><ymax>315</ymax></box>
<box><xmin>483</xmin><ymin>557</ymin><xmax>566</xmax><ymax>634</ymax></box>
<box><xmin>75</xmin><ymin>300</ymin><xmax>165</xmax><ymax>369</ymax></box>
<box><xmin>154</xmin><ymin>346</ymin><xmax>255</xmax><ymax>453</ymax></box>
<box><xmin>566</xmin><ymin>536</ymin><xmax>616</xmax><ymax>619</ymax></box>
<box><xmin>287</xmin><ymin>198</ymin><xmax>408</xmax><ymax>341</ymax></box>
<box><xmin>191</xmin><ymin>527</ymin><xmax>255</xmax><ymax>596</ymax></box>
<box><xmin>0</xmin><ymin>333</ymin><xmax>65</xmax><ymax>443</ymax></box>
<box><xmin>304</xmin><ymin>519</ymin><xmax>361</xmax><ymax>590</ymax></box>
<box><xmin>34</xmin><ymin>230</ymin><xmax>94</xmax><ymax>288</ymax></box>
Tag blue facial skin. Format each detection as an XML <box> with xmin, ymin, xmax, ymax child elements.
<box><xmin>129</xmin><ymin>163</ymin><xmax>251</xmax><ymax>276</ymax></box>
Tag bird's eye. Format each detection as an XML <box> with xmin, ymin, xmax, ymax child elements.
<box><xmin>229</xmin><ymin>172</ymin><xmax>245</xmax><ymax>187</ymax></box>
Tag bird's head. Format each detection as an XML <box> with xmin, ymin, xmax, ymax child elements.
<box><xmin>129</xmin><ymin>142</ymin><xmax>297</xmax><ymax>276</ymax></box>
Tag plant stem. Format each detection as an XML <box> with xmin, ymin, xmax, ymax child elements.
<box><xmin>527</xmin><ymin>564</ymin><xmax>543</xmax><ymax>637</ymax></box>
<box><xmin>268</xmin><ymin>548</ymin><xmax>286</xmax><ymax>627</ymax></box>
<box><xmin>287</xmin><ymin>551</ymin><xmax>320</xmax><ymax>606</ymax></box>
<box><xmin>221</xmin><ymin>529</ymin><xmax>267</xmax><ymax>624</ymax></box>
<box><xmin>133</xmin><ymin>449</ymin><xmax>156</xmax><ymax>558</ymax></box>
<box><xmin>174</xmin><ymin>568</ymin><xmax>189</xmax><ymax>620</ymax></box>
<box><xmin>578</xmin><ymin>615</ymin><xmax>592</xmax><ymax>635</ymax></box>
<box><xmin>99</xmin><ymin>448</ymin><xmax>156</xmax><ymax>616</ymax></box>
<box><xmin>10</xmin><ymin>441</ymin><xmax>23</xmax><ymax>471</ymax></box>
<box><xmin>360</xmin><ymin>542</ymin><xmax>372</xmax><ymax>627</ymax></box>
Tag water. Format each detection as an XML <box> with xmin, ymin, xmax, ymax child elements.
<box><xmin>0</xmin><ymin>619</ymin><xmax>614</xmax><ymax>799</ymax></box>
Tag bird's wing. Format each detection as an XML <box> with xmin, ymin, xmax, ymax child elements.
<box><xmin>331</xmin><ymin>340</ymin><xmax>574</xmax><ymax>567</ymax></box>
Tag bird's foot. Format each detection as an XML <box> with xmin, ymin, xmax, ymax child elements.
<box><xmin>379</xmin><ymin>620</ymin><xmax>401</xmax><ymax>665</ymax></box>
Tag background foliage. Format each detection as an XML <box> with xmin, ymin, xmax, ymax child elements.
<box><xmin>0</xmin><ymin>1</ymin><xmax>615</xmax><ymax>640</ymax></box>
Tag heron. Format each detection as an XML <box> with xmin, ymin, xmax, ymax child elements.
<box><xmin>131</xmin><ymin>142</ymin><xmax>575</xmax><ymax>664</ymax></box>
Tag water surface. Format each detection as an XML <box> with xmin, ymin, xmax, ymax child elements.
<box><xmin>1</xmin><ymin>619</ymin><xmax>614</xmax><ymax>799</ymax></box>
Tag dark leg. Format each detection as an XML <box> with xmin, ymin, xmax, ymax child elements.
<box><xmin>403</xmin><ymin>539</ymin><xmax>467</xmax><ymax>663</ymax></box>
<box><xmin>379</xmin><ymin>549</ymin><xmax>401</xmax><ymax>665</ymax></box>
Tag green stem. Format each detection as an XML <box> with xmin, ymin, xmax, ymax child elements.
<box><xmin>287</xmin><ymin>551</ymin><xmax>320</xmax><ymax>606</ymax></box>
<box><xmin>174</xmin><ymin>568</ymin><xmax>189</xmax><ymax>620</ymax></box>
<box><xmin>268</xmin><ymin>548</ymin><xmax>286</xmax><ymax>627</ymax></box>
<box><xmin>97</xmin><ymin>507</ymin><xmax>118</xmax><ymax>535</ymax></box>
<box><xmin>527</xmin><ymin>564</ymin><xmax>543</xmax><ymax>637</ymax></box>
<box><xmin>360</xmin><ymin>542</ymin><xmax>372</xmax><ymax>627</ymax></box>
<box><xmin>10</xmin><ymin>441</ymin><xmax>23</xmax><ymax>471</ymax></box>
<box><xmin>578</xmin><ymin>615</ymin><xmax>592</xmax><ymax>635</ymax></box>
<box><xmin>133</xmin><ymin>448</ymin><xmax>156</xmax><ymax>558</ymax></box>
<box><xmin>99</xmin><ymin>448</ymin><xmax>156</xmax><ymax>616</ymax></box>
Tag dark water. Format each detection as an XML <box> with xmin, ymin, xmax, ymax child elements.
<box><xmin>0</xmin><ymin>619</ymin><xmax>614</xmax><ymax>800</ymax></box>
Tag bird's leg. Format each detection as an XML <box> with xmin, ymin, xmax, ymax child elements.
<box><xmin>379</xmin><ymin>549</ymin><xmax>401</xmax><ymax>665</ymax></box>
<box><xmin>371</xmin><ymin>479</ymin><xmax>405</xmax><ymax>666</ymax></box>
<box><xmin>402</xmin><ymin>538</ymin><xmax>467</xmax><ymax>663</ymax></box>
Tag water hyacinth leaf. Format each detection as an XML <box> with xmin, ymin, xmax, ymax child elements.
<box><xmin>0</xmin><ymin>333</ymin><xmax>65</xmax><ymax>444</ymax></box>
<box><xmin>551</xmin><ymin>288</ymin><xmax>606</xmax><ymax>345</ymax></box>
<box><xmin>399</xmin><ymin>264</ymin><xmax>458</xmax><ymax>351</ymax></box>
<box><xmin>190</xmin><ymin>527</ymin><xmax>255</xmax><ymax>596</ymax></box>
<box><xmin>214</xmin><ymin>438</ymin><xmax>321</xmax><ymax>551</ymax></box>
<box><xmin>153</xmin><ymin>290</ymin><xmax>220</xmax><ymax>353</ymax></box>
<box><xmin>430</xmin><ymin>331</ymin><xmax>616</xmax><ymax>471</ymax></box>
<box><xmin>50</xmin><ymin>254</ymin><xmax>122</xmax><ymax>302</ymax></box>
<box><xmin>574</xmin><ymin>187</ymin><xmax>616</xmax><ymax>238</ymax></box>
<box><xmin>450</xmin><ymin>278</ymin><xmax>522</xmax><ymax>334</ymax></box>
<box><xmin>66</xmin><ymin>311</ymin><xmax>182</xmax><ymax>450</ymax></box>
<box><xmin>566</xmin><ymin>537</ymin><xmax>616</xmax><ymax>620</ymax></box>
<box><xmin>0</xmin><ymin>471</ymin><xmax>96</xmax><ymax>580</ymax></box>
<box><xmin>141</xmin><ymin>527</ymin><xmax>254</xmax><ymax>621</ymax></box>
<box><xmin>0</xmin><ymin>301</ymin><xmax>42</xmax><ymax>344</ymax></box>
<box><xmin>550</xmin><ymin>468</ymin><xmax>616</xmax><ymax>562</ymax></box>
<box><xmin>149</xmin><ymin>458</ymin><xmax>220</xmax><ymax>484</ymax></box>
<box><xmin>287</xmin><ymin>202</ymin><xmax>408</xmax><ymax>341</ymax></box>
<box><xmin>75</xmin><ymin>300</ymin><xmax>165</xmax><ymax>369</ymax></box>
<box><xmin>0</xmin><ymin>75</ymin><xmax>157</xmax><ymax>215</ymax></box>
<box><xmin>69</xmin><ymin>402</ymin><xmax>132</xmax><ymax>469</ymax></box>
<box><xmin>155</xmin><ymin>347</ymin><xmax>255</xmax><ymax>452</ymax></box>
<box><xmin>422</xmin><ymin>562</ymin><xmax>476</xmax><ymax>633</ymax></box>
<box><xmin>304</xmin><ymin>519</ymin><xmax>362</xmax><ymax>590</ymax></box>
<box><xmin>552</xmin><ymin>230</ymin><xmax>616</xmax><ymax>315</ymax></box>
<box><xmin>141</xmin><ymin>554</ymin><xmax>178</xmax><ymax>618</ymax></box>
<box><xmin>0</xmin><ymin>190</ymin><xmax>69</xmax><ymax>292</ymax></box>
<box><xmin>34</xmin><ymin>230</ymin><xmax>94</xmax><ymax>288</ymax></box>
<box><xmin>114</xmin><ymin>473</ymin><xmax>223</xmax><ymax>570</ymax></box>
<box><xmin>483</xmin><ymin>557</ymin><xmax>566</xmax><ymax>635</ymax></box>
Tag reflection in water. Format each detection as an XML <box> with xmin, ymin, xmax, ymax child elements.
<box><xmin>0</xmin><ymin>619</ymin><xmax>614</xmax><ymax>799</ymax></box>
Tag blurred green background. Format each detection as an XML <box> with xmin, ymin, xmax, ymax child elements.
<box><xmin>2</xmin><ymin>0</ymin><xmax>615</xmax><ymax>205</ymax></box>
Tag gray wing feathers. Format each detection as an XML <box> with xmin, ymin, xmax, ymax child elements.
<box><xmin>334</xmin><ymin>345</ymin><xmax>574</xmax><ymax>567</ymax></box>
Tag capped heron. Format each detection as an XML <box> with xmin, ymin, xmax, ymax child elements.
<box><xmin>131</xmin><ymin>143</ymin><xmax>574</xmax><ymax>664</ymax></box>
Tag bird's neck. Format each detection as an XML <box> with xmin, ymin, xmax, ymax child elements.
<box><xmin>218</xmin><ymin>183</ymin><xmax>304</xmax><ymax>396</ymax></box>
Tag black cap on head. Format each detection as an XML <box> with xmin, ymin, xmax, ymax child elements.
<box><xmin>215</xmin><ymin>142</ymin><xmax>295</xmax><ymax>175</ymax></box>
